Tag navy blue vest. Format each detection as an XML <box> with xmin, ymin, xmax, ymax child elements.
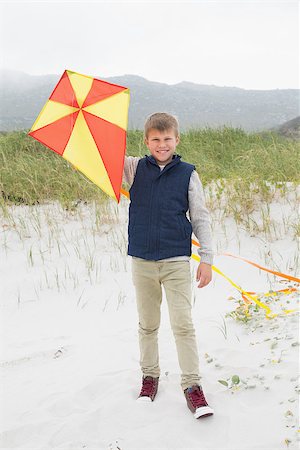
<box><xmin>128</xmin><ymin>154</ymin><xmax>195</xmax><ymax>260</ymax></box>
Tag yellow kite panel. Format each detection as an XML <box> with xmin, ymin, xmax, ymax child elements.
<box><xmin>83</xmin><ymin>90</ymin><xmax>130</xmax><ymax>130</ymax></box>
<box><xmin>63</xmin><ymin>111</ymin><xmax>115</xmax><ymax>199</ymax></box>
<box><xmin>31</xmin><ymin>100</ymin><xmax>79</xmax><ymax>132</ymax></box>
<box><xmin>67</xmin><ymin>70</ymin><xmax>93</xmax><ymax>108</ymax></box>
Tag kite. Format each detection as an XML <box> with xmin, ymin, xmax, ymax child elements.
<box><xmin>28</xmin><ymin>70</ymin><xmax>130</xmax><ymax>202</ymax></box>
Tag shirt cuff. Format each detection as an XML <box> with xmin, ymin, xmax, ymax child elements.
<box><xmin>197</xmin><ymin>251</ymin><xmax>214</xmax><ymax>265</ymax></box>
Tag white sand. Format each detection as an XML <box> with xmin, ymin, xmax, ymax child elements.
<box><xmin>0</xmin><ymin>191</ymin><xmax>299</xmax><ymax>450</ymax></box>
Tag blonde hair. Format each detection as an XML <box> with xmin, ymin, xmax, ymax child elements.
<box><xmin>144</xmin><ymin>112</ymin><xmax>179</xmax><ymax>138</ymax></box>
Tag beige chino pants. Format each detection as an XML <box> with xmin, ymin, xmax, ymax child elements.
<box><xmin>132</xmin><ymin>258</ymin><xmax>201</xmax><ymax>391</ymax></box>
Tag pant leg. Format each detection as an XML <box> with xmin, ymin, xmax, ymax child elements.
<box><xmin>131</xmin><ymin>258</ymin><xmax>162</xmax><ymax>378</ymax></box>
<box><xmin>160</xmin><ymin>260</ymin><xmax>201</xmax><ymax>390</ymax></box>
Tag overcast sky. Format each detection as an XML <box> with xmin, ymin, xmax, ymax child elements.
<box><xmin>0</xmin><ymin>0</ymin><xmax>298</xmax><ymax>89</ymax></box>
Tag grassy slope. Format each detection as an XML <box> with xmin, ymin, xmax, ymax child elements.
<box><xmin>0</xmin><ymin>128</ymin><xmax>299</xmax><ymax>207</ymax></box>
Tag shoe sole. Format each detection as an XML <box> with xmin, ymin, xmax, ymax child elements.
<box><xmin>194</xmin><ymin>406</ymin><xmax>214</xmax><ymax>419</ymax></box>
<box><xmin>137</xmin><ymin>396</ymin><xmax>153</xmax><ymax>402</ymax></box>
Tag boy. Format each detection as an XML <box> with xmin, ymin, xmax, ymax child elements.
<box><xmin>123</xmin><ymin>113</ymin><xmax>214</xmax><ymax>419</ymax></box>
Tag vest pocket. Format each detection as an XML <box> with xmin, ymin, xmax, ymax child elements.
<box><xmin>177</xmin><ymin>215</ymin><xmax>192</xmax><ymax>240</ymax></box>
<box><xmin>128</xmin><ymin>214</ymin><xmax>149</xmax><ymax>250</ymax></box>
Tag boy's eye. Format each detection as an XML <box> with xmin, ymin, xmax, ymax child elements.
<box><xmin>150</xmin><ymin>137</ymin><xmax>172</xmax><ymax>142</ymax></box>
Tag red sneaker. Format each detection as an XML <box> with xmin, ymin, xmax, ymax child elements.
<box><xmin>137</xmin><ymin>376</ymin><xmax>159</xmax><ymax>402</ymax></box>
<box><xmin>184</xmin><ymin>385</ymin><xmax>214</xmax><ymax>419</ymax></box>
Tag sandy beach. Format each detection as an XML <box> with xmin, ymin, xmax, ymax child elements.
<box><xmin>0</xmin><ymin>186</ymin><xmax>299</xmax><ymax>450</ymax></box>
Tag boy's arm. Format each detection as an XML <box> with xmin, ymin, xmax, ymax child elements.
<box><xmin>188</xmin><ymin>170</ymin><xmax>214</xmax><ymax>266</ymax></box>
<box><xmin>122</xmin><ymin>156</ymin><xmax>141</xmax><ymax>187</ymax></box>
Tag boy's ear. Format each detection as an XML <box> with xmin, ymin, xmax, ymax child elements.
<box><xmin>176</xmin><ymin>135</ymin><xmax>180</xmax><ymax>144</ymax></box>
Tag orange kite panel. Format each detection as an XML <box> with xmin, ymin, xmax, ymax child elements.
<box><xmin>82</xmin><ymin>78</ymin><xmax>126</xmax><ymax>108</ymax></box>
<box><xmin>50</xmin><ymin>71</ymin><xmax>80</xmax><ymax>108</ymax></box>
<box><xmin>83</xmin><ymin>110</ymin><xmax>126</xmax><ymax>201</ymax></box>
<box><xmin>29</xmin><ymin>111</ymin><xmax>79</xmax><ymax>155</ymax></box>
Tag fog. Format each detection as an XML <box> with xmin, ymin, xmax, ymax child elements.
<box><xmin>0</xmin><ymin>0</ymin><xmax>299</xmax><ymax>89</ymax></box>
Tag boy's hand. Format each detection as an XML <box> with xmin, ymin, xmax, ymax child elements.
<box><xmin>196</xmin><ymin>262</ymin><xmax>212</xmax><ymax>288</ymax></box>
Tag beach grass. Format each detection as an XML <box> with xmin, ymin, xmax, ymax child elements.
<box><xmin>0</xmin><ymin>128</ymin><xmax>299</xmax><ymax>209</ymax></box>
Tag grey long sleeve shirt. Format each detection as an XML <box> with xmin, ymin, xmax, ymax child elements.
<box><xmin>123</xmin><ymin>156</ymin><xmax>213</xmax><ymax>265</ymax></box>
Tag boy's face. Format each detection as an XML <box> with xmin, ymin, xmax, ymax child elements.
<box><xmin>145</xmin><ymin>128</ymin><xmax>180</xmax><ymax>165</ymax></box>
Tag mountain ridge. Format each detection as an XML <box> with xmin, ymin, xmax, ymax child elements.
<box><xmin>0</xmin><ymin>69</ymin><xmax>299</xmax><ymax>132</ymax></box>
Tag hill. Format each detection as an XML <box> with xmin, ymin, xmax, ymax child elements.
<box><xmin>0</xmin><ymin>69</ymin><xmax>299</xmax><ymax>132</ymax></box>
<box><xmin>274</xmin><ymin>116</ymin><xmax>300</xmax><ymax>140</ymax></box>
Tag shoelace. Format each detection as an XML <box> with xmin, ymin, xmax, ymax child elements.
<box><xmin>188</xmin><ymin>387</ymin><xmax>207</xmax><ymax>408</ymax></box>
<box><xmin>140</xmin><ymin>377</ymin><xmax>156</xmax><ymax>396</ymax></box>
